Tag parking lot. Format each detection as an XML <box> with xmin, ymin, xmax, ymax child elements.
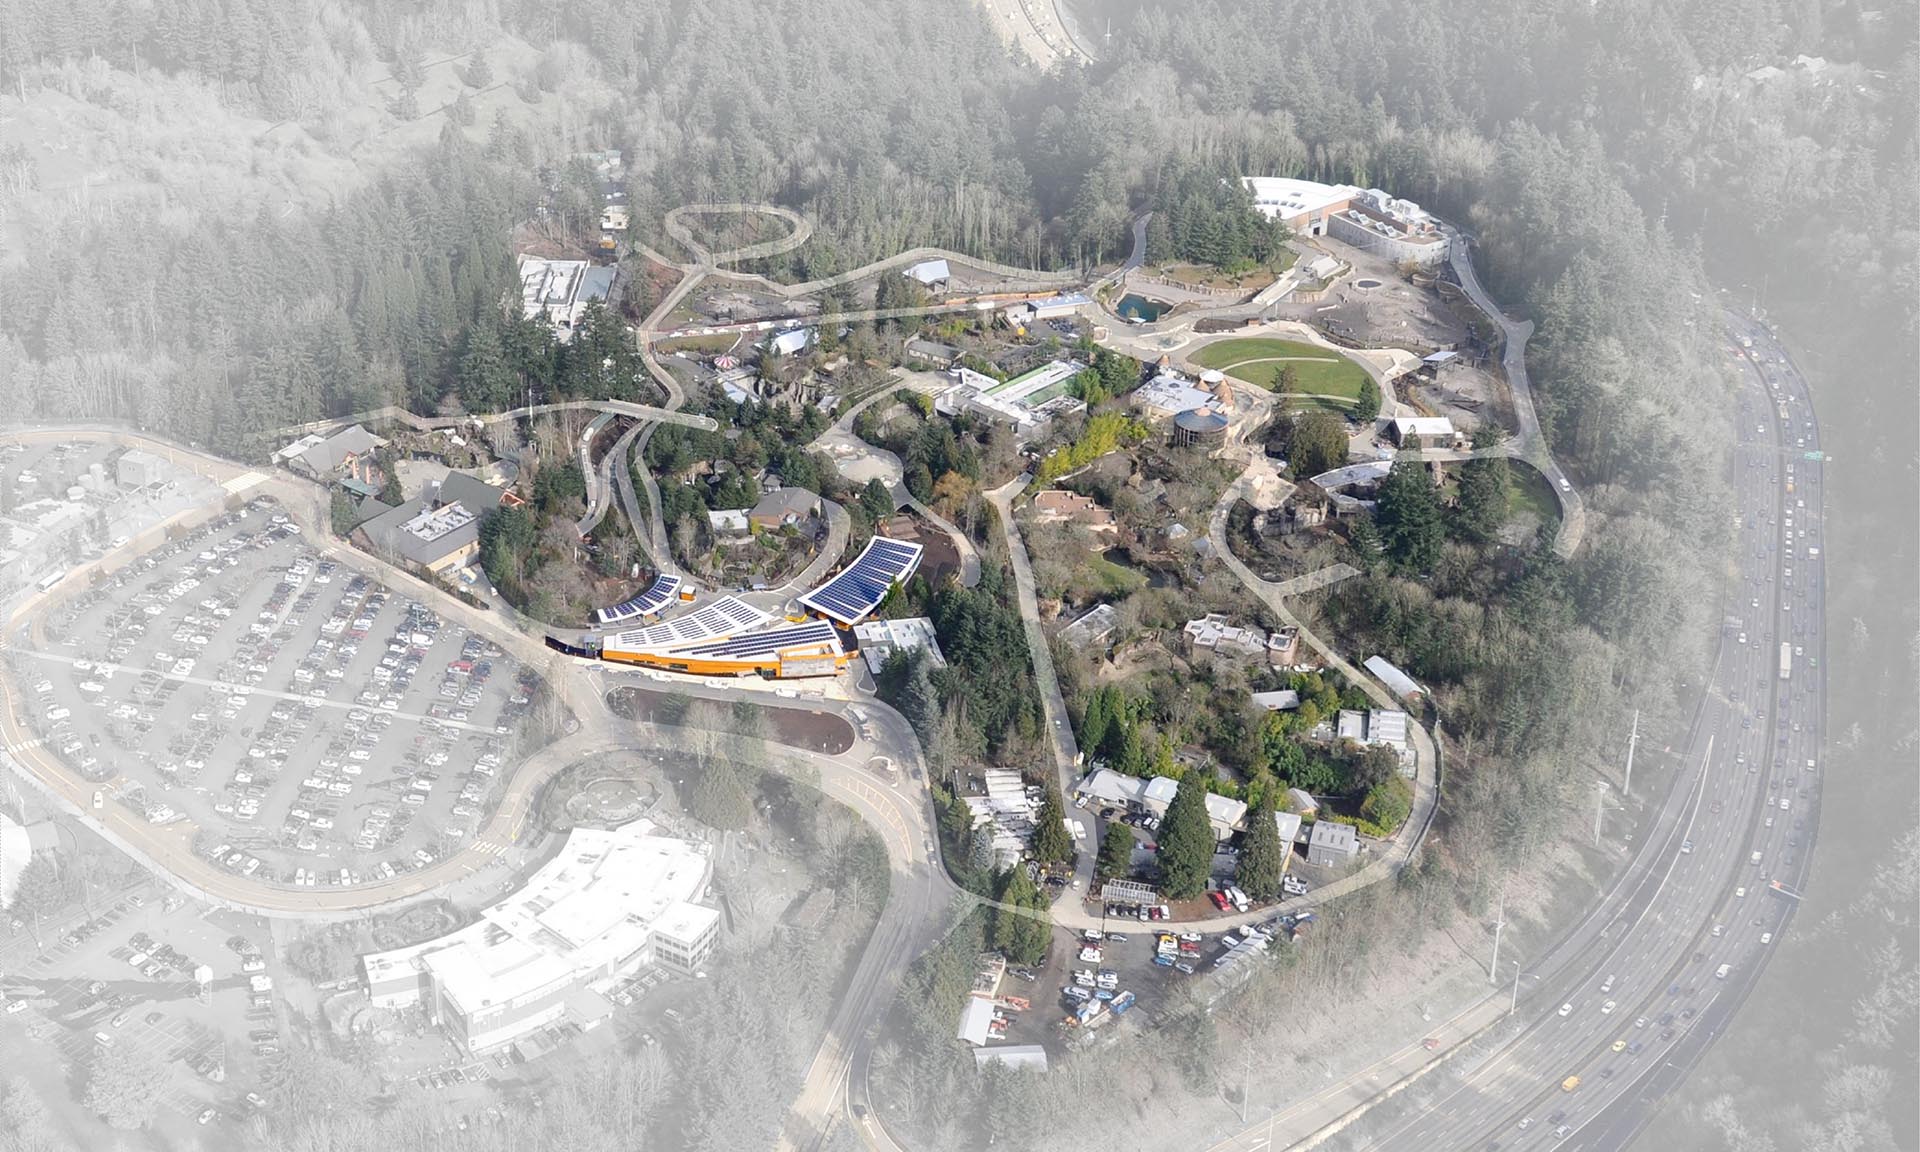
<box><xmin>15</xmin><ymin>496</ymin><xmax>546</xmax><ymax>890</ymax></box>
<box><xmin>2</xmin><ymin>881</ymin><xmax>280</xmax><ymax>1124</ymax></box>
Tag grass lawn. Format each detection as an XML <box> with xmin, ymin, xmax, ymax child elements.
<box><xmin>1281</xmin><ymin>394</ymin><xmax>1358</xmax><ymax>415</ymax></box>
<box><xmin>1508</xmin><ymin>462</ymin><xmax>1561</xmax><ymax>522</ymax></box>
<box><xmin>1191</xmin><ymin>337</ymin><xmax>1370</xmax><ymax>398</ymax></box>
<box><xmin>1073</xmin><ymin>554</ymin><xmax>1148</xmax><ymax>600</ymax></box>
<box><xmin>656</xmin><ymin>332</ymin><xmax>744</xmax><ymax>356</ymax></box>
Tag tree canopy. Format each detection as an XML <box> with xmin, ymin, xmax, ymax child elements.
<box><xmin>1155</xmin><ymin>773</ymin><xmax>1216</xmax><ymax>900</ymax></box>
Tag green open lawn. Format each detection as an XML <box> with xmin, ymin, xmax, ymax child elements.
<box><xmin>1509</xmin><ymin>461</ymin><xmax>1561</xmax><ymax>522</ymax></box>
<box><xmin>1191</xmin><ymin>337</ymin><xmax>1370</xmax><ymax>398</ymax></box>
<box><xmin>1072</xmin><ymin>554</ymin><xmax>1148</xmax><ymax>600</ymax></box>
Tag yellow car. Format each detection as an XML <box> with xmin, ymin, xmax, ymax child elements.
<box><xmin>1612</xmin><ymin>1039</ymin><xmax>1628</xmax><ymax>1053</ymax></box>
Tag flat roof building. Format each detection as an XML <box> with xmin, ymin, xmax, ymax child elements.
<box><xmin>1387</xmin><ymin>416</ymin><xmax>1457</xmax><ymax>449</ymax></box>
<box><xmin>518</xmin><ymin>256</ymin><xmax>615</xmax><ymax>341</ymax></box>
<box><xmin>853</xmin><ymin>616</ymin><xmax>946</xmax><ymax>675</ymax></box>
<box><xmin>360</xmin><ymin>820</ymin><xmax>717</xmax><ymax>1055</ymax></box>
<box><xmin>1133</xmin><ymin>374</ymin><xmax>1216</xmax><ymax>420</ymax></box>
<box><xmin>1308</xmin><ymin>820</ymin><xmax>1359</xmax><ymax>865</ymax></box>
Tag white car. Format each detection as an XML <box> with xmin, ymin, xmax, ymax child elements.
<box><xmin>1601</xmin><ymin>1000</ymin><xmax>1617</xmax><ymax>1015</ymax></box>
<box><xmin>1558</xmin><ymin>1003</ymin><xmax>1573</xmax><ymax>1018</ymax></box>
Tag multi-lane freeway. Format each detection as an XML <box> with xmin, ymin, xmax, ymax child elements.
<box><xmin>1321</xmin><ymin>313</ymin><xmax>1825</xmax><ymax>1151</ymax></box>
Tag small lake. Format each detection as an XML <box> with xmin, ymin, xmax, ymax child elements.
<box><xmin>1116</xmin><ymin>293</ymin><xmax>1171</xmax><ymax>323</ymax></box>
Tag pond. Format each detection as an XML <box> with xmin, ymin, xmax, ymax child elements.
<box><xmin>1116</xmin><ymin>293</ymin><xmax>1171</xmax><ymax>323</ymax></box>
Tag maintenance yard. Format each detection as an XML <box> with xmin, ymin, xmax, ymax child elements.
<box><xmin>17</xmin><ymin>496</ymin><xmax>546</xmax><ymax>889</ymax></box>
<box><xmin>0</xmin><ymin>437</ymin><xmax>221</xmax><ymax>590</ymax></box>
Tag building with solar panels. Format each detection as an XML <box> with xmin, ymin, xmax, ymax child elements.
<box><xmin>567</xmin><ymin>537</ymin><xmax>924</xmax><ymax>680</ymax></box>
<box><xmin>799</xmin><ymin>537</ymin><xmax>923</xmax><ymax>625</ymax></box>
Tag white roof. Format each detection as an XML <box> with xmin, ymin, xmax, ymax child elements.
<box><xmin>1251</xmin><ymin>690</ymin><xmax>1300</xmax><ymax>711</ymax></box>
<box><xmin>766</xmin><ymin>329</ymin><xmax>814</xmax><ymax>356</ymax></box>
<box><xmin>905</xmin><ymin>258</ymin><xmax>951</xmax><ymax>284</ymax></box>
<box><xmin>974</xmin><ymin>1044</ymin><xmax>1049</xmax><ymax>1071</ymax></box>
<box><xmin>1274</xmin><ymin>810</ymin><xmax>1303</xmax><ymax>845</ymax></box>
<box><xmin>652</xmin><ymin>900</ymin><xmax>720</xmax><ymax>947</ymax></box>
<box><xmin>1391</xmin><ymin>416</ymin><xmax>1456</xmax><ymax>437</ymax></box>
<box><xmin>957</xmin><ymin>995</ymin><xmax>997</xmax><ymax>1046</ymax></box>
<box><xmin>1364</xmin><ymin>655</ymin><xmax>1425</xmax><ymax>700</ymax></box>
<box><xmin>1242</xmin><ymin>177</ymin><xmax>1361</xmax><ymax>221</ymax></box>
<box><xmin>1369</xmin><ymin>709</ymin><xmax>1409</xmax><ymax>749</ymax></box>
<box><xmin>1075</xmin><ymin>768</ymin><xmax>1145</xmax><ymax>807</ymax></box>
<box><xmin>1205</xmin><ymin>792</ymin><xmax>1248</xmax><ymax>830</ymax></box>
<box><xmin>1134</xmin><ymin>375</ymin><xmax>1215</xmax><ymax>416</ymax></box>
<box><xmin>361</xmin><ymin>821</ymin><xmax>709</xmax><ymax>1015</ymax></box>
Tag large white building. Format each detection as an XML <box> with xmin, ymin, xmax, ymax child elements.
<box><xmin>360</xmin><ymin>820</ymin><xmax>718</xmax><ymax>1054</ymax></box>
<box><xmin>1241</xmin><ymin>178</ymin><xmax>1451</xmax><ymax>267</ymax></box>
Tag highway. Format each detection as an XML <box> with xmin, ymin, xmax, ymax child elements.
<box><xmin>1312</xmin><ymin>313</ymin><xmax>1824</xmax><ymax>1151</ymax></box>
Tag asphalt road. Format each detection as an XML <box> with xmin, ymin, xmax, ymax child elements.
<box><xmin>1316</xmin><ymin>313</ymin><xmax>1825</xmax><ymax>1151</ymax></box>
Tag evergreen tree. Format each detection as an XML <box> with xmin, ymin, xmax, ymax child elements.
<box><xmin>1374</xmin><ymin>460</ymin><xmax>1445</xmax><ymax>573</ymax></box>
<box><xmin>1352</xmin><ymin>376</ymin><xmax>1382</xmax><ymax>423</ymax></box>
<box><xmin>1080</xmin><ymin>686</ymin><xmax>1113</xmax><ymax>759</ymax></box>
<box><xmin>860</xmin><ymin>477</ymin><xmax>895</xmax><ymax>523</ymax></box>
<box><xmin>1155</xmin><ymin>773</ymin><xmax>1214</xmax><ymax>899</ymax></box>
<box><xmin>1454</xmin><ymin>452</ymin><xmax>1513</xmax><ymax>543</ymax></box>
<box><xmin>992</xmin><ymin>866</ymin><xmax>1050</xmax><ymax>965</ymax></box>
<box><xmin>1285</xmin><ymin>410</ymin><xmax>1349</xmax><ymax>476</ymax></box>
<box><xmin>687</xmin><ymin>755</ymin><xmax>753</xmax><ymax>831</ymax></box>
<box><xmin>463</xmin><ymin>47</ymin><xmax>492</xmax><ymax>89</ymax></box>
<box><xmin>1029</xmin><ymin>784</ymin><xmax>1073</xmax><ymax>865</ymax></box>
<box><xmin>1094</xmin><ymin>820</ymin><xmax>1135</xmax><ymax>880</ymax></box>
<box><xmin>1347</xmin><ymin>513</ymin><xmax>1385</xmax><ymax>572</ymax></box>
<box><xmin>1234</xmin><ymin>788</ymin><xmax>1286</xmax><ymax>900</ymax></box>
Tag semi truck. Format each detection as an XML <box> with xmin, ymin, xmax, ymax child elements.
<box><xmin>1779</xmin><ymin>642</ymin><xmax>1792</xmax><ymax>681</ymax></box>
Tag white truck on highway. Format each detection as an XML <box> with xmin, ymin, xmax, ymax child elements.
<box><xmin>1779</xmin><ymin>642</ymin><xmax>1792</xmax><ymax>681</ymax></box>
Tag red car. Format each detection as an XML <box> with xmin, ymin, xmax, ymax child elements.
<box><xmin>1208</xmin><ymin>892</ymin><xmax>1230</xmax><ymax>911</ymax></box>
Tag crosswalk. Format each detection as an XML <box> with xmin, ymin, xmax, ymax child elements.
<box><xmin>470</xmin><ymin>841</ymin><xmax>511</xmax><ymax>857</ymax></box>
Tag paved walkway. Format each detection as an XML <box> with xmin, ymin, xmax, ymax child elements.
<box><xmin>1446</xmin><ymin>237</ymin><xmax>1585</xmax><ymax>557</ymax></box>
<box><xmin>984</xmin><ymin>476</ymin><xmax>1091</xmax><ymax>893</ymax></box>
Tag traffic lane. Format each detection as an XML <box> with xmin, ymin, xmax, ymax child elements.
<box><xmin>1377</xmin><ymin>342</ymin><xmax>1803</xmax><ymax>1149</ymax></box>
<box><xmin>1526</xmin><ymin>336</ymin><xmax>1818</xmax><ymax>1149</ymax></box>
<box><xmin>1360</xmin><ymin>753</ymin><xmax>1723</xmax><ymax>1148</ymax></box>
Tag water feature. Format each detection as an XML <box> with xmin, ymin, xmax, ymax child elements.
<box><xmin>1116</xmin><ymin>293</ymin><xmax>1171</xmax><ymax>323</ymax></box>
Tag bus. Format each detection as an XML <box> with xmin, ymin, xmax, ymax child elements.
<box><xmin>1779</xmin><ymin>642</ymin><xmax>1792</xmax><ymax>681</ymax></box>
<box><xmin>35</xmin><ymin>570</ymin><xmax>64</xmax><ymax>594</ymax></box>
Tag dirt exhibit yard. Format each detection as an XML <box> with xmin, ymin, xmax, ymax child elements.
<box><xmin>604</xmin><ymin>686</ymin><xmax>855</xmax><ymax>755</ymax></box>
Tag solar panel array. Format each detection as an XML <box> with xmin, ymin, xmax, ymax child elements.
<box><xmin>672</xmin><ymin>619</ymin><xmax>842</xmax><ymax>660</ymax></box>
<box><xmin>799</xmin><ymin>537</ymin><xmax>924</xmax><ymax>625</ymax></box>
<box><xmin>603</xmin><ymin>595</ymin><xmax>769</xmax><ymax>654</ymax></box>
<box><xmin>595</xmin><ymin>574</ymin><xmax>684</xmax><ymax>625</ymax></box>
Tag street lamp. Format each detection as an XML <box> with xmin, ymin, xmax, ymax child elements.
<box><xmin>1510</xmin><ymin>966</ymin><xmax>1540</xmax><ymax>1015</ymax></box>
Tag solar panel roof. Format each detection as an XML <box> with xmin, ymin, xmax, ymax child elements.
<box><xmin>799</xmin><ymin>538</ymin><xmax>923</xmax><ymax>625</ymax></box>
<box><xmin>595</xmin><ymin>574</ymin><xmax>682</xmax><ymax>624</ymax></box>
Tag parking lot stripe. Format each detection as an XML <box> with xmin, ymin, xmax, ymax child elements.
<box><xmin>16</xmin><ymin>650</ymin><xmax>499</xmax><ymax>735</ymax></box>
